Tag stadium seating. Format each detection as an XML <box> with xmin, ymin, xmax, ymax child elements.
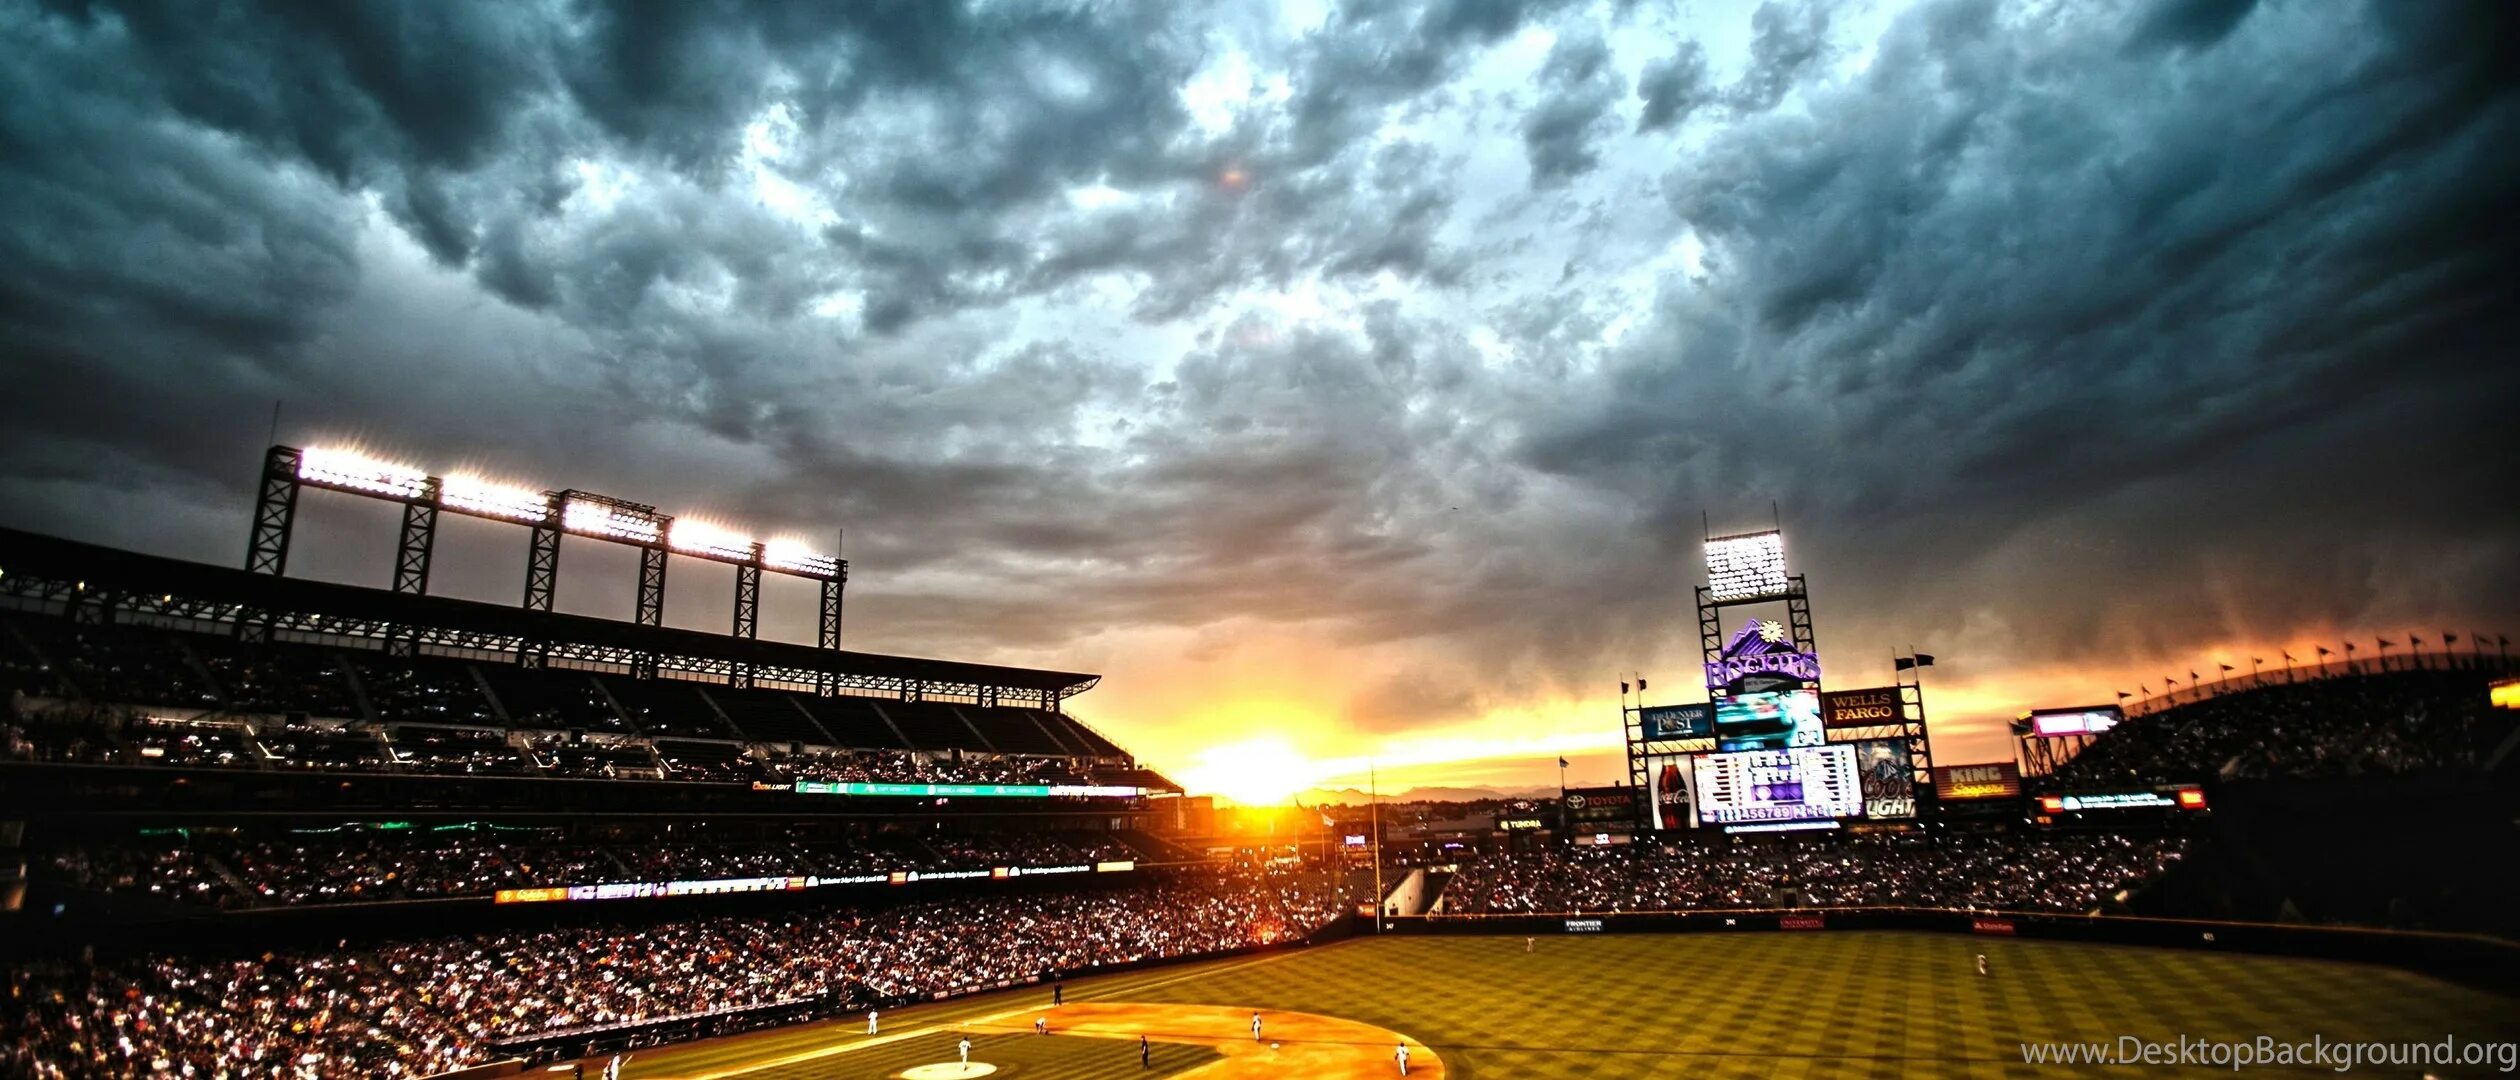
<box><xmin>1440</xmin><ymin>832</ymin><xmax>2187</xmax><ymax>915</ymax></box>
<box><xmin>3</xmin><ymin>862</ymin><xmax>1342</xmax><ymax>1079</ymax></box>
<box><xmin>600</xmin><ymin>676</ymin><xmax>734</xmax><ymax>739</ymax></box>
<box><xmin>357</xmin><ymin>655</ymin><xmax>502</xmax><ymax>727</ymax></box>
<box><xmin>384</xmin><ymin>723</ymin><xmax>537</xmax><ymax>775</ymax></box>
<box><xmin>798</xmin><ymin>694</ymin><xmax>911</xmax><ymax>748</ymax></box>
<box><xmin>0</xmin><ymin>610</ymin><xmax>1177</xmax><ymax>791</ymax></box>
<box><xmin>2048</xmin><ymin>671</ymin><xmax>2510</xmax><ymax>786</ymax></box>
<box><xmin>478</xmin><ymin>667</ymin><xmax>631</xmax><ymax>734</ymax></box>
<box><xmin>707</xmin><ymin>685</ymin><xmax>832</xmax><ymax>744</ymax></box>
<box><xmin>44</xmin><ymin>819</ymin><xmax>1189</xmax><ymax>910</ymax></box>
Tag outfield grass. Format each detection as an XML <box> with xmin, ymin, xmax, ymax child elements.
<box><xmin>622</xmin><ymin>932</ymin><xmax>2517</xmax><ymax>1079</ymax></box>
<box><xmin>1107</xmin><ymin>932</ymin><xmax>2517</xmax><ymax>1078</ymax></box>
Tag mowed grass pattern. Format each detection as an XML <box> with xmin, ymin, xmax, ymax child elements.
<box><xmin>620</xmin><ymin>933</ymin><xmax>2516</xmax><ymax>1079</ymax></box>
<box><xmin>1093</xmin><ymin>932</ymin><xmax>2518</xmax><ymax>1079</ymax></box>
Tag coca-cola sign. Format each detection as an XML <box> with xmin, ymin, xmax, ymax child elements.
<box><xmin>1643</xmin><ymin>756</ymin><xmax>1698</xmax><ymax>830</ymax></box>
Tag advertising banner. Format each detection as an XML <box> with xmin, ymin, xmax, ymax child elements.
<box><xmin>1932</xmin><ymin>762</ymin><xmax>2023</xmax><ymax>801</ymax></box>
<box><xmin>1562</xmin><ymin>786</ymin><xmax>1637</xmax><ymax>827</ymax></box>
<box><xmin>2027</xmin><ymin>706</ymin><xmax>2124</xmax><ymax>737</ymax></box>
<box><xmin>1639</xmin><ymin>703</ymin><xmax>1714</xmax><ymax>740</ymax></box>
<box><xmin>2039</xmin><ymin>786</ymin><xmax>2207</xmax><ymax>812</ymax></box>
<box><xmin>1821</xmin><ymin>687</ymin><xmax>1901</xmax><ymax>729</ymax></box>
<box><xmin>1853</xmin><ymin>739</ymin><xmax>1915</xmax><ymax>819</ymax></box>
<box><xmin>1643</xmin><ymin>756</ymin><xmax>1700</xmax><ymax>830</ymax></box>
<box><xmin>790</xmin><ymin>781</ymin><xmax>1142</xmax><ymax>798</ymax></box>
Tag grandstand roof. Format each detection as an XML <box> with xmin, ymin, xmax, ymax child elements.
<box><xmin>0</xmin><ymin>527</ymin><xmax>1099</xmax><ymax>698</ymax></box>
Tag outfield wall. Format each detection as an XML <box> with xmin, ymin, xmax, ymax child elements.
<box><xmin>1388</xmin><ymin>908</ymin><xmax>2520</xmax><ymax>992</ymax></box>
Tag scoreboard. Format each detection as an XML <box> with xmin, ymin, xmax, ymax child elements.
<box><xmin>1692</xmin><ymin>744</ymin><xmax>1862</xmax><ymax>825</ymax></box>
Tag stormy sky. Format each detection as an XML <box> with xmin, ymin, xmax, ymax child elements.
<box><xmin>1</xmin><ymin>0</ymin><xmax>2513</xmax><ymax>795</ymax></box>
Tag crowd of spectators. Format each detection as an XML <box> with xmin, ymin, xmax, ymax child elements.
<box><xmin>1</xmin><ymin>612</ymin><xmax>1174</xmax><ymax>791</ymax></box>
<box><xmin>2</xmin><ymin>863</ymin><xmax>1341</xmax><ymax>1079</ymax></box>
<box><xmin>1441</xmin><ymin>832</ymin><xmax>2186</xmax><ymax>915</ymax></box>
<box><xmin>2052</xmin><ymin>671</ymin><xmax>2509</xmax><ymax>788</ymax></box>
<box><xmin>1</xmin><ymin>714</ymin><xmax>1159</xmax><ymax>790</ymax></box>
<box><xmin>46</xmin><ymin>827</ymin><xmax>1180</xmax><ymax>909</ymax></box>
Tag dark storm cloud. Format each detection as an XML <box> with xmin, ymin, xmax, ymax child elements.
<box><xmin>0</xmin><ymin>0</ymin><xmax>2513</xmax><ymax>743</ymax></box>
<box><xmin>2124</xmin><ymin>0</ymin><xmax>2258</xmax><ymax>55</ymax></box>
<box><xmin>1520</xmin><ymin>31</ymin><xmax>1621</xmax><ymax>185</ymax></box>
<box><xmin>1521</xmin><ymin>0</ymin><xmax>2520</xmax><ymax>666</ymax></box>
<box><xmin>1727</xmin><ymin>0</ymin><xmax>1832</xmax><ymax>112</ymax></box>
<box><xmin>1283</xmin><ymin>0</ymin><xmax>1580</xmax><ymax>165</ymax></box>
<box><xmin>1634</xmin><ymin>42</ymin><xmax>1712</xmax><ymax>133</ymax></box>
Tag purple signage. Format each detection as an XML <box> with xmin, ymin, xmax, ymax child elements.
<box><xmin>1704</xmin><ymin>619</ymin><xmax>1821</xmax><ymax>687</ymax></box>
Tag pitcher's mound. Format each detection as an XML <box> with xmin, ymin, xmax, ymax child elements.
<box><xmin>899</xmin><ymin>1063</ymin><xmax>997</xmax><ymax>1079</ymax></box>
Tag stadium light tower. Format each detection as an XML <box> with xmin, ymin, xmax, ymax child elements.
<box><xmin>245</xmin><ymin>444</ymin><xmax>849</xmax><ymax>682</ymax></box>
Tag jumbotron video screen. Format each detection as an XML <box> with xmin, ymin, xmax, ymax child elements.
<box><xmin>1713</xmin><ymin>687</ymin><xmax>1824</xmax><ymax>751</ymax></box>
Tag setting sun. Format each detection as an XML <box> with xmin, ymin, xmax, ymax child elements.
<box><xmin>1171</xmin><ymin>736</ymin><xmax>1319</xmax><ymax>806</ymax></box>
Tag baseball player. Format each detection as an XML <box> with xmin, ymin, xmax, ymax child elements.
<box><xmin>1035</xmin><ymin>1015</ymin><xmax>1049</xmax><ymax>1036</ymax></box>
<box><xmin>1251</xmin><ymin>1012</ymin><xmax>1263</xmax><ymax>1041</ymax></box>
<box><xmin>866</xmin><ymin>1009</ymin><xmax>880</xmax><ymax>1035</ymax></box>
<box><xmin>958</xmin><ymin>1036</ymin><xmax>971</xmax><ymax>1064</ymax></box>
<box><xmin>1140</xmin><ymin>1034</ymin><xmax>1151</xmax><ymax>1070</ymax></box>
<box><xmin>1396</xmin><ymin>1042</ymin><xmax>1411</xmax><ymax>1075</ymax></box>
<box><xmin>1976</xmin><ymin>953</ymin><xmax>1988</xmax><ymax>976</ymax></box>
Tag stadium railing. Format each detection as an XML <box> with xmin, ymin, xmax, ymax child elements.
<box><xmin>2120</xmin><ymin>650</ymin><xmax>2516</xmax><ymax>716</ymax></box>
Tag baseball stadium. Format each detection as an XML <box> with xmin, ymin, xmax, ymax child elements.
<box><xmin>7</xmin><ymin>1</ymin><xmax>2520</xmax><ymax>1077</ymax></box>
<box><xmin>1</xmin><ymin>452</ymin><xmax>2515</xmax><ymax>1078</ymax></box>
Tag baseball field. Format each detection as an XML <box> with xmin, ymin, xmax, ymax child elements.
<box><xmin>597</xmin><ymin>931</ymin><xmax>2519</xmax><ymax>1079</ymax></box>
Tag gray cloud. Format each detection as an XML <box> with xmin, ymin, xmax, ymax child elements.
<box><xmin>1635</xmin><ymin>41</ymin><xmax>1712</xmax><ymax>133</ymax></box>
<box><xmin>0</xmin><ymin>0</ymin><xmax>2514</xmax><ymax>756</ymax></box>
<box><xmin>1728</xmin><ymin>0</ymin><xmax>1832</xmax><ymax>113</ymax></box>
<box><xmin>1521</xmin><ymin>31</ymin><xmax>1622</xmax><ymax>185</ymax></box>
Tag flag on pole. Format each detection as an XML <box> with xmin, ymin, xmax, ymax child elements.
<box><xmin>2219</xmin><ymin>664</ymin><xmax>2234</xmax><ymax>673</ymax></box>
<box><xmin>1558</xmin><ymin>757</ymin><xmax>1570</xmax><ymax>769</ymax></box>
<box><xmin>2444</xmin><ymin>633</ymin><xmax>2458</xmax><ymax>646</ymax></box>
<box><xmin>2410</xmin><ymin>634</ymin><xmax>2424</xmax><ymax>647</ymax></box>
<box><xmin>2115</xmin><ymin>691</ymin><xmax>2131</xmax><ymax>700</ymax></box>
<box><xmin>1637</xmin><ymin>678</ymin><xmax>1648</xmax><ymax>691</ymax></box>
<box><xmin>2318</xmin><ymin>646</ymin><xmax>2332</xmax><ymax>656</ymax></box>
<box><xmin>2139</xmin><ymin>683</ymin><xmax>2150</xmax><ymax>695</ymax></box>
<box><xmin>2283</xmin><ymin>651</ymin><xmax>2295</xmax><ymax>662</ymax></box>
<box><xmin>1620</xmin><ymin>681</ymin><xmax>1629</xmax><ymax>695</ymax></box>
<box><xmin>1894</xmin><ymin>657</ymin><xmax>1916</xmax><ymax>671</ymax></box>
<box><xmin>1915</xmin><ymin>654</ymin><xmax>1936</xmax><ymax>667</ymax></box>
<box><xmin>2377</xmin><ymin>639</ymin><xmax>2394</xmax><ymax>648</ymax></box>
